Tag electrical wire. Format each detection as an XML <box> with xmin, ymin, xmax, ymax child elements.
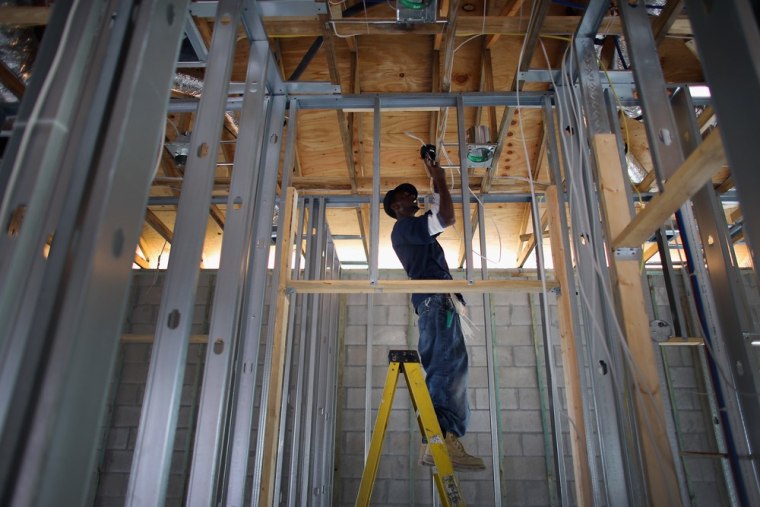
<box><xmin>549</xmin><ymin>37</ymin><xmax>685</xmax><ymax>505</ymax></box>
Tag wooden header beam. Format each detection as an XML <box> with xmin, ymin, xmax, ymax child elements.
<box><xmin>286</xmin><ymin>278</ymin><xmax>556</xmax><ymax>294</ymax></box>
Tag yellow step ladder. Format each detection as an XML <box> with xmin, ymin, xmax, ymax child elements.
<box><xmin>355</xmin><ymin>350</ymin><xmax>465</xmax><ymax>507</ymax></box>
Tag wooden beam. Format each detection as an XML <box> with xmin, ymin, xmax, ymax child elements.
<box><xmin>286</xmin><ymin>278</ymin><xmax>556</xmax><ymax>294</ymax></box>
<box><xmin>485</xmin><ymin>0</ymin><xmax>526</xmax><ymax>48</ymax></box>
<box><xmin>321</xmin><ymin>15</ymin><xmax>358</xmax><ymax>194</ymax></box>
<box><xmin>516</xmin><ymin>207</ymin><xmax>548</xmax><ymax>267</ymax></box>
<box><xmin>483</xmin><ymin>0</ymin><xmax>553</xmax><ymax>194</ymax></box>
<box><xmin>652</xmin><ymin>0</ymin><xmax>684</xmax><ymax>45</ymax></box>
<box><xmin>613</xmin><ymin>128</ymin><xmax>725</xmax><ymax>248</ymax></box>
<box><xmin>0</xmin><ymin>59</ymin><xmax>25</xmax><ymax>99</ymax></box>
<box><xmin>592</xmin><ymin>133</ymin><xmax>681</xmax><ymax>505</ymax></box>
<box><xmin>259</xmin><ymin>188</ymin><xmax>298</xmax><ymax>506</ymax></box>
<box><xmin>133</xmin><ymin>253</ymin><xmax>150</xmax><ymax>269</ymax></box>
<box><xmin>0</xmin><ymin>6</ymin><xmax>50</xmax><ymax>26</ymax></box>
<box><xmin>328</xmin><ymin>1</ymin><xmax>356</xmax><ymax>52</ymax></box>
<box><xmin>13</xmin><ymin>11</ymin><xmax>694</xmax><ymax>37</ymax></box>
<box><xmin>545</xmin><ymin>185</ymin><xmax>593</xmax><ymax>507</ymax></box>
<box><xmin>121</xmin><ymin>334</ymin><xmax>208</xmax><ymax>344</ymax></box>
<box><xmin>144</xmin><ymin>209</ymin><xmax>173</xmax><ymax>243</ymax></box>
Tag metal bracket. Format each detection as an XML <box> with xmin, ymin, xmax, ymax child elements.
<box><xmin>614</xmin><ymin>247</ymin><xmax>640</xmax><ymax>261</ymax></box>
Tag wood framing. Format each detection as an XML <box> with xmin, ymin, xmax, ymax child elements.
<box><xmin>613</xmin><ymin>128</ymin><xmax>725</xmax><ymax>248</ymax></box>
<box><xmin>286</xmin><ymin>278</ymin><xmax>556</xmax><ymax>294</ymax></box>
<box><xmin>592</xmin><ymin>133</ymin><xmax>681</xmax><ymax>506</ymax></box>
<box><xmin>259</xmin><ymin>187</ymin><xmax>298</xmax><ymax>507</ymax></box>
<box><xmin>545</xmin><ymin>185</ymin><xmax>592</xmax><ymax>506</ymax></box>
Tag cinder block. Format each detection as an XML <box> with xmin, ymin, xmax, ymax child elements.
<box><xmin>467</xmin><ymin>410</ymin><xmax>491</xmax><ymax>432</ymax></box>
<box><xmin>106</xmin><ymin>428</ymin><xmax>129</xmax><ymax>450</ymax></box>
<box><xmin>497</xmin><ymin>325</ymin><xmax>533</xmax><ymax>346</ymax></box>
<box><xmin>342</xmin><ymin>366</ymin><xmax>366</xmax><ymax>388</ymax></box>
<box><xmin>468</xmin><ymin>345</ymin><xmax>487</xmax><ymax>367</ymax></box>
<box><xmin>474</xmin><ymin>431</ymin><xmax>495</xmax><ymax>457</ymax></box>
<box><xmin>347</xmin><ymin>305</ymin><xmax>369</xmax><ymax>326</ymax></box>
<box><xmin>492</xmin><ymin>346</ymin><xmax>513</xmax><ymax>367</ymax></box>
<box><xmin>344</xmin><ymin>325</ymin><xmax>368</xmax><ymax>345</ymax></box>
<box><xmin>103</xmin><ymin>450</ymin><xmax>134</xmax><ymax>473</ymax></box>
<box><xmin>387</xmin><ymin>305</ymin><xmax>409</xmax><ymax>325</ymax></box>
<box><xmin>95</xmin><ymin>473</ymin><xmax>126</xmax><ymax>498</ymax></box>
<box><xmin>518</xmin><ymin>388</ymin><xmax>540</xmax><ymax>410</ymax></box>
<box><xmin>344</xmin><ymin>345</ymin><xmax>366</xmax><ymax>366</ymax></box>
<box><xmin>513</xmin><ymin>345</ymin><xmax>537</xmax><ymax>367</ymax></box>
<box><xmin>345</xmin><ymin>387</ymin><xmax>365</xmax><ymax>409</ymax></box>
<box><xmin>491</xmin><ymin>292</ymin><xmax>529</xmax><ymax>306</ymax></box>
<box><xmin>373</xmin><ymin>325</ymin><xmax>408</xmax><ymax>346</ymax></box>
<box><xmin>503</xmin><ymin>432</ymin><xmax>522</xmax><ymax>456</ymax></box>
<box><xmin>504</xmin><ymin>456</ymin><xmax>548</xmax><ymax>481</ymax></box>
<box><xmin>386</xmin><ymin>479</ymin><xmax>412</xmax><ymax>504</ymax></box>
<box><xmin>121</xmin><ymin>343</ymin><xmax>151</xmax><ymax>363</ymax></box>
<box><xmin>504</xmin><ymin>410</ymin><xmax>543</xmax><ymax>433</ymax></box>
<box><xmin>499</xmin><ymin>388</ymin><xmax>519</xmax><ymax>410</ymax></box>
<box><xmin>502</xmin><ymin>366</ymin><xmax>538</xmax><ymax>388</ymax></box>
<box><xmin>113</xmin><ymin>406</ymin><xmax>142</xmax><ymax>428</ymax></box>
<box><xmin>524</xmin><ymin>479</ymin><xmax>551</xmax><ymax>504</ymax></box>
<box><xmin>115</xmin><ymin>384</ymin><xmax>140</xmax><ymax>406</ymax></box>
<box><xmin>473</xmin><ymin>388</ymin><xmax>491</xmax><ymax>410</ymax></box>
<box><xmin>343</xmin><ymin>431</ymin><xmax>365</xmax><ymax>454</ymax></box>
<box><xmin>522</xmin><ymin>433</ymin><xmax>546</xmax><ymax>456</ymax></box>
<box><xmin>346</xmin><ymin>293</ymin><xmax>368</xmax><ymax>306</ymax></box>
<box><xmin>135</xmin><ymin>285</ymin><xmax>163</xmax><ymax>306</ymax></box>
<box><xmin>468</xmin><ymin>365</ymin><xmax>488</xmax><ymax>388</ymax></box>
<box><xmin>119</xmin><ymin>362</ymin><xmax>148</xmax><ymax>384</ymax></box>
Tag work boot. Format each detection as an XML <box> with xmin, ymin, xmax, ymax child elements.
<box><xmin>421</xmin><ymin>434</ymin><xmax>486</xmax><ymax>471</ymax></box>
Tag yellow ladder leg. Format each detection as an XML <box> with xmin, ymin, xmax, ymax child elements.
<box><xmin>355</xmin><ymin>360</ymin><xmax>401</xmax><ymax>506</ymax></box>
<box><xmin>355</xmin><ymin>350</ymin><xmax>466</xmax><ymax>507</ymax></box>
<box><xmin>403</xmin><ymin>359</ymin><xmax>465</xmax><ymax>507</ymax></box>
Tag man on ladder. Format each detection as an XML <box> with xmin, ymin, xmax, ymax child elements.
<box><xmin>382</xmin><ymin>146</ymin><xmax>486</xmax><ymax>472</ymax></box>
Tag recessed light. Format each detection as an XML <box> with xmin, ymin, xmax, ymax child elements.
<box><xmin>463</xmin><ymin>2</ymin><xmax>476</xmax><ymax>12</ymax></box>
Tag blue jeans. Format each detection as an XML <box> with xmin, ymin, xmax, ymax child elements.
<box><xmin>417</xmin><ymin>294</ymin><xmax>470</xmax><ymax>438</ymax></box>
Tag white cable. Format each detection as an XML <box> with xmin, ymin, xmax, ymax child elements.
<box><xmin>550</xmin><ymin>39</ymin><xmax>682</xmax><ymax>504</ymax></box>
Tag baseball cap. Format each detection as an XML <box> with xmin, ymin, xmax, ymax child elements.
<box><xmin>383</xmin><ymin>183</ymin><xmax>418</xmax><ymax>219</ymax></box>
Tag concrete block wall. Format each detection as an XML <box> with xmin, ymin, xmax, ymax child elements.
<box><xmin>94</xmin><ymin>272</ymin><xmax>215</xmax><ymax>507</ymax></box>
<box><xmin>334</xmin><ymin>270</ymin><xmax>563</xmax><ymax>507</ymax></box>
<box><xmin>92</xmin><ymin>268</ymin><xmax>758</xmax><ymax>506</ymax></box>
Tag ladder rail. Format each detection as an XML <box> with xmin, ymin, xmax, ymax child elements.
<box><xmin>355</xmin><ymin>350</ymin><xmax>465</xmax><ymax>507</ymax></box>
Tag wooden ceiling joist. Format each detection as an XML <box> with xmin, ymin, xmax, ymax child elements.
<box><xmin>145</xmin><ymin>209</ymin><xmax>174</xmax><ymax>244</ymax></box>
<box><xmin>264</xmin><ymin>16</ymin><xmax>693</xmax><ymax>38</ymax></box>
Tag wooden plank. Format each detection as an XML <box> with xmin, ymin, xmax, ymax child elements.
<box><xmin>0</xmin><ymin>6</ymin><xmax>49</xmax><ymax>26</ymax></box>
<box><xmin>516</xmin><ymin>207</ymin><xmax>547</xmax><ymax>267</ymax></box>
<box><xmin>0</xmin><ymin>59</ymin><xmax>25</xmax><ymax>99</ymax></box>
<box><xmin>259</xmin><ymin>187</ymin><xmax>298</xmax><ymax>507</ymax></box>
<box><xmin>121</xmin><ymin>334</ymin><xmax>208</xmax><ymax>344</ymax></box>
<box><xmin>613</xmin><ymin>128</ymin><xmax>725</xmax><ymax>248</ymax></box>
<box><xmin>133</xmin><ymin>254</ymin><xmax>150</xmax><ymax>269</ymax></box>
<box><xmin>485</xmin><ymin>0</ymin><xmax>527</xmax><ymax>48</ymax></box>
<box><xmin>144</xmin><ymin>209</ymin><xmax>174</xmax><ymax>243</ymax></box>
<box><xmin>286</xmin><ymin>278</ymin><xmax>556</xmax><ymax>294</ymax></box>
<box><xmin>321</xmin><ymin>15</ymin><xmax>358</xmax><ymax>193</ymax></box>
<box><xmin>652</xmin><ymin>0</ymin><xmax>684</xmax><ymax>45</ymax></box>
<box><xmin>545</xmin><ymin>185</ymin><xmax>592</xmax><ymax>507</ymax></box>
<box><xmin>592</xmin><ymin>133</ymin><xmax>681</xmax><ymax>506</ymax></box>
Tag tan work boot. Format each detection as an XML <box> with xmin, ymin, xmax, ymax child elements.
<box><xmin>420</xmin><ymin>433</ymin><xmax>486</xmax><ymax>471</ymax></box>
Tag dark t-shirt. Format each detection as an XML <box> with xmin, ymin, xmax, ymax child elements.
<box><xmin>391</xmin><ymin>211</ymin><xmax>453</xmax><ymax>311</ymax></box>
